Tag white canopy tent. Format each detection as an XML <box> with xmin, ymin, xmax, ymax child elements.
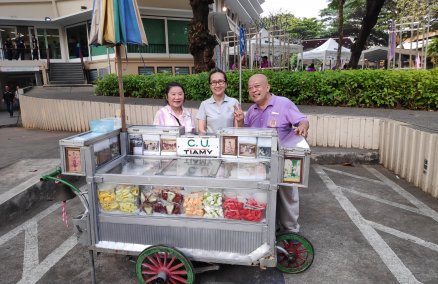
<box><xmin>298</xmin><ymin>38</ymin><xmax>351</xmax><ymax>70</ymax></box>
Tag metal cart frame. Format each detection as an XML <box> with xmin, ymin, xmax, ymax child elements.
<box><xmin>47</xmin><ymin>126</ymin><xmax>313</xmax><ymax>283</ymax></box>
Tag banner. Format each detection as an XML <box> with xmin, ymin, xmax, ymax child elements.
<box><xmin>239</xmin><ymin>27</ymin><xmax>246</xmax><ymax>56</ymax></box>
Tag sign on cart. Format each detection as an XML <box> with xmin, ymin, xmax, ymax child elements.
<box><xmin>177</xmin><ymin>137</ymin><xmax>220</xmax><ymax>157</ymax></box>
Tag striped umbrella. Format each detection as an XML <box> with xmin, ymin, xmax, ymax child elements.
<box><xmin>89</xmin><ymin>0</ymin><xmax>148</xmax><ymax>131</ymax></box>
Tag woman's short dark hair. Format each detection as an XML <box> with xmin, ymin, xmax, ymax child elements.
<box><xmin>164</xmin><ymin>82</ymin><xmax>185</xmax><ymax>104</ymax></box>
<box><xmin>208</xmin><ymin>68</ymin><xmax>227</xmax><ymax>84</ymax></box>
<box><xmin>165</xmin><ymin>82</ymin><xmax>185</xmax><ymax>95</ymax></box>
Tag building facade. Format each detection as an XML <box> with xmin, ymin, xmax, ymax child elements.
<box><xmin>0</xmin><ymin>0</ymin><xmax>264</xmax><ymax>88</ymax></box>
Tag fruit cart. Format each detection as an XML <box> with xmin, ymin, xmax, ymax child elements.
<box><xmin>52</xmin><ymin>125</ymin><xmax>313</xmax><ymax>283</ymax></box>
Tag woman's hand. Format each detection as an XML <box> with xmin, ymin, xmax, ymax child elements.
<box><xmin>197</xmin><ymin>119</ymin><xmax>207</xmax><ymax>135</ymax></box>
<box><xmin>233</xmin><ymin>103</ymin><xmax>244</xmax><ymax>127</ymax></box>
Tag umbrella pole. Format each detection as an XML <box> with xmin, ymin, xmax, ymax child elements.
<box><xmin>115</xmin><ymin>45</ymin><xmax>126</xmax><ymax>132</ymax></box>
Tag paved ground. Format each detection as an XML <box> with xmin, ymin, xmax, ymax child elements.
<box><xmin>1</xmin><ymin>162</ymin><xmax>437</xmax><ymax>283</ymax></box>
<box><xmin>0</xmin><ymin>94</ymin><xmax>437</xmax><ymax>283</ymax></box>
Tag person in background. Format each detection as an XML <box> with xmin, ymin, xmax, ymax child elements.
<box><xmin>31</xmin><ymin>34</ymin><xmax>39</xmax><ymax>60</ymax></box>
<box><xmin>306</xmin><ymin>63</ymin><xmax>316</xmax><ymax>72</ymax></box>
<box><xmin>260</xmin><ymin>56</ymin><xmax>272</xmax><ymax>68</ymax></box>
<box><xmin>231</xmin><ymin>55</ymin><xmax>246</xmax><ymax>71</ymax></box>
<box><xmin>197</xmin><ymin>68</ymin><xmax>240</xmax><ymax>134</ymax></box>
<box><xmin>3</xmin><ymin>85</ymin><xmax>15</xmax><ymax>117</ymax></box>
<box><xmin>153</xmin><ymin>82</ymin><xmax>194</xmax><ymax>133</ymax></box>
<box><xmin>14</xmin><ymin>85</ymin><xmax>22</xmax><ymax>109</ymax></box>
<box><xmin>234</xmin><ymin>74</ymin><xmax>309</xmax><ymax>234</ymax></box>
<box><xmin>14</xmin><ymin>33</ymin><xmax>25</xmax><ymax>60</ymax></box>
<box><xmin>3</xmin><ymin>36</ymin><xmax>13</xmax><ymax>60</ymax></box>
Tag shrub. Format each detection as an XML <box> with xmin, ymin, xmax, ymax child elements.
<box><xmin>95</xmin><ymin>69</ymin><xmax>438</xmax><ymax>110</ymax></box>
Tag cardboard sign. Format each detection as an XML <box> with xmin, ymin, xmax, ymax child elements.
<box><xmin>177</xmin><ymin>137</ymin><xmax>220</xmax><ymax>157</ymax></box>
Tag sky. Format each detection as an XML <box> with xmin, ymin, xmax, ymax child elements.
<box><xmin>261</xmin><ymin>0</ymin><xmax>329</xmax><ymax>18</ymax></box>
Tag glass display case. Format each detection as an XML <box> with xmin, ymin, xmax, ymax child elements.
<box><xmin>59</xmin><ymin>129</ymin><xmax>122</xmax><ymax>176</ymax></box>
<box><xmin>127</xmin><ymin>125</ymin><xmax>184</xmax><ymax>156</ymax></box>
<box><xmin>70</xmin><ymin>126</ymin><xmax>311</xmax><ymax>268</ymax></box>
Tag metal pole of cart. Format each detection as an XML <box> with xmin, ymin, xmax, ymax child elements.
<box><xmin>41</xmin><ymin>168</ymin><xmax>96</xmax><ymax>283</ymax></box>
<box><xmin>89</xmin><ymin>250</ymin><xmax>96</xmax><ymax>284</ymax></box>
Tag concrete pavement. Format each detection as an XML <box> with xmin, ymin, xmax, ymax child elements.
<box><xmin>1</xmin><ymin>102</ymin><xmax>438</xmax><ymax>283</ymax></box>
<box><xmin>3</xmin><ymin>91</ymin><xmax>438</xmax><ymax>223</ymax></box>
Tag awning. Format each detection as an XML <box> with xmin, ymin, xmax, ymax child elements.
<box><xmin>361</xmin><ymin>46</ymin><xmax>417</xmax><ymax>62</ymax></box>
<box><xmin>224</xmin><ymin>0</ymin><xmax>259</xmax><ymax>25</ymax></box>
<box><xmin>209</xmin><ymin>12</ymin><xmax>231</xmax><ymax>39</ymax></box>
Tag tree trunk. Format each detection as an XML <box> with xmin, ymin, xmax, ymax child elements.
<box><xmin>336</xmin><ymin>0</ymin><xmax>345</xmax><ymax>69</ymax></box>
<box><xmin>188</xmin><ymin>0</ymin><xmax>218</xmax><ymax>72</ymax></box>
<box><xmin>349</xmin><ymin>0</ymin><xmax>386</xmax><ymax>68</ymax></box>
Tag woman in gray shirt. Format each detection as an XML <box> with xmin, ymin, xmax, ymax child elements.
<box><xmin>197</xmin><ymin>69</ymin><xmax>239</xmax><ymax>134</ymax></box>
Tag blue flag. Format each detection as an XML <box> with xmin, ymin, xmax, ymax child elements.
<box><xmin>239</xmin><ymin>27</ymin><xmax>246</xmax><ymax>56</ymax></box>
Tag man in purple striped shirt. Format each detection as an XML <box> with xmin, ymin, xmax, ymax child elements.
<box><xmin>234</xmin><ymin>74</ymin><xmax>309</xmax><ymax>234</ymax></box>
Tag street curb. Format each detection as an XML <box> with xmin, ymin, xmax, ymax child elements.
<box><xmin>0</xmin><ymin>176</ymin><xmax>85</xmax><ymax>228</ymax></box>
<box><xmin>0</xmin><ymin>123</ymin><xmax>20</xmax><ymax>129</ymax></box>
<box><xmin>311</xmin><ymin>149</ymin><xmax>379</xmax><ymax>165</ymax></box>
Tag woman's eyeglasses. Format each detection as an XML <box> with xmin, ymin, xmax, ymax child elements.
<box><xmin>210</xmin><ymin>80</ymin><xmax>226</xmax><ymax>86</ymax></box>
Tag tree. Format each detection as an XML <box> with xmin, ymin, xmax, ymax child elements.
<box><xmin>188</xmin><ymin>0</ymin><xmax>217</xmax><ymax>72</ymax></box>
<box><xmin>349</xmin><ymin>0</ymin><xmax>386</xmax><ymax>68</ymax></box>
<box><xmin>261</xmin><ymin>12</ymin><xmax>326</xmax><ymax>41</ymax></box>
<box><xmin>428</xmin><ymin>37</ymin><xmax>438</xmax><ymax>67</ymax></box>
<box><xmin>336</xmin><ymin>0</ymin><xmax>346</xmax><ymax>69</ymax></box>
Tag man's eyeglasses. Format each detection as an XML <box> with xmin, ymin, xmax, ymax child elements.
<box><xmin>210</xmin><ymin>80</ymin><xmax>226</xmax><ymax>86</ymax></box>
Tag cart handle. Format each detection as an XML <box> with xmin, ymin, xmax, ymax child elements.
<box><xmin>40</xmin><ymin>167</ymin><xmax>82</xmax><ymax>194</ymax></box>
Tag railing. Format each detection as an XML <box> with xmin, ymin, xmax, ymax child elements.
<box><xmin>127</xmin><ymin>44</ymin><xmax>189</xmax><ymax>54</ymax></box>
<box><xmin>127</xmin><ymin>44</ymin><xmax>166</xmax><ymax>54</ymax></box>
<box><xmin>169</xmin><ymin>44</ymin><xmax>189</xmax><ymax>54</ymax></box>
<box><xmin>0</xmin><ymin>47</ymin><xmax>61</xmax><ymax>60</ymax></box>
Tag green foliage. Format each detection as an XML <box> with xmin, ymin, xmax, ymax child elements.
<box><xmin>428</xmin><ymin>37</ymin><xmax>438</xmax><ymax>67</ymax></box>
<box><xmin>95</xmin><ymin>69</ymin><xmax>438</xmax><ymax>110</ymax></box>
<box><xmin>261</xmin><ymin>12</ymin><xmax>326</xmax><ymax>40</ymax></box>
<box><xmin>95</xmin><ymin>74</ymin><xmax>119</xmax><ymax>96</ymax></box>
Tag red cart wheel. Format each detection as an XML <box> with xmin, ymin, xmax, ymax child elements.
<box><xmin>136</xmin><ymin>245</ymin><xmax>195</xmax><ymax>284</ymax></box>
<box><xmin>276</xmin><ymin>233</ymin><xmax>314</xmax><ymax>274</ymax></box>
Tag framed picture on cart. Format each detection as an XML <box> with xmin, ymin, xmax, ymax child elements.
<box><xmin>65</xmin><ymin>147</ymin><xmax>82</xmax><ymax>173</ymax></box>
<box><xmin>283</xmin><ymin>156</ymin><xmax>303</xmax><ymax>184</ymax></box>
<box><xmin>238</xmin><ymin>136</ymin><xmax>257</xmax><ymax>158</ymax></box>
<box><xmin>222</xmin><ymin>136</ymin><xmax>237</xmax><ymax>156</ymax></box>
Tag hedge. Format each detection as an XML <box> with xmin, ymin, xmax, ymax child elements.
<box><xmin>95</xmin><ymin>69</ymin><xmax>438</xmax><ymax>110</ymax></box>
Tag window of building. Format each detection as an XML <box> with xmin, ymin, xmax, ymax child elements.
<box><xmin>88</xmin><ymin>69</ymin><xmax>98</xmax><ymax>82</ymax></box>
<box><xmin>98</xmin><ymin>68</ymin><xmax>110</xmax><ymax>77</ymax></box>
<box><xmin>126</xmin><ymin>18</ymin><xmax>190</xmax><ymax>55</ymax></box>
<box><xmin>175</xmin><ymin>67</ymin><xmax>190</xmax><ymax>75</ymax></box>
<box><xmin>157</xmin><ymin>67</ymin><xmax>172</xmax><ymax>74</ymax></box>
<box><xmin>66</xmin><ymin>24</ymin><xmax>89</xmax><ymax>59</ymax></box>
<box><xmin>128</xmin><ymin>18</ymin><xmax>166</xmax><ymax>54</ymax></box>
<box><xmin>138</xmin><ymin>67</ymin><xmax>155</xmax><ymax>75</ymax></box>
<box><xmin>86</xmin><ymin>22</ymin><xmax>114</xmax><ymax>57</ymax></box>
<box><xmin>167</xmin><ymin>20</ymin><xmax>189</xmax><ymax>54</ymax></box>
<box><xmin>0</xmin><ymin>27</ymin><xmax>16</xmax><ymax>60</ymax></box>
<box><xmin>37</xmin><ymin>28</ymin><xmax>61</xmax><ymax>59</ymax></box>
